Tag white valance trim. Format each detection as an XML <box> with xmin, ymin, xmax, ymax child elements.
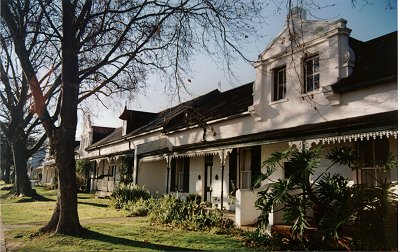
<box><xmin>169</xmin><ymin>148</ymin><xmax>233</xmax><ymax>159</ymax></box>
<box><xmin>289</xmin><ymin>130</ymin><xmax>397</xmax><ymax>151</ymax></box>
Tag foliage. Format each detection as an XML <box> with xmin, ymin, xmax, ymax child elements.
<box><xmin>186</xmin><ymin>193</ymin><xmax>201</xmax><ymax>204</ymax></box>
<box><xmin>119</xmin><ymin>156</ymin><xmax>134</xmax><ymax>185</ymax></box>
<box><xmin>254</xmin><ymin>145</ymin><xmax>398</xmax><ymax>250</ymax></box>
<box><xmin>76</xmin><ymin>159</ymin><xmax>91</xmax><ymax>176</ymax></box>
<box><xmin>243</xmin><ymin>229</ymin><xmax>342</xmax><ymax>251</ymax></box>
<box><xmin>126</xmin><ymin>197</ymin><xmax>154</xmax><ymax>217</ymax></box>
<box><xmin>76</xmin><ymin>159</ymin><xmax>91</xmax><ymax>192</ymax></box>
<box><xmin>110</xmin><ymin>184</ymin><xmax>151</xmax><ymax>210</ymax></box>
<box><xmin>148</xmin><ymin>194</ymin><xmax>235</xmax><ymax>232</ymax></box>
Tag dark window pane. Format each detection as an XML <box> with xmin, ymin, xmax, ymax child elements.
<box><xmin>314</xmin><ymin>74</ymin><xmax>320</xmax><ymax>89</ymax></box>
<box><xmin>314</xmin><ymin>59</ymin><xmax>319</xmax><ymax>72</ymax></box>
<box><xmin>273</xmin><ymin>66</ymin><xmax>286</xmax><ymax>101</ymax></box>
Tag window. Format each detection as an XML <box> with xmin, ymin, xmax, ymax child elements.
<box><xmin>108</xmin><ymin>165</ymin><xmax>116</xmax><ymax>177</ymax></box>
<box><xmin>273</xmin><ymin>66</ymin><xmax>286</xmax><ymax>101</ymax></box>
<box><xmin>170</xmin><ymin>157</ymin><xmax>190</xmax><ymax>192</ymax></box>
<box><xmin>284</xmin><ymin>162</ymin><xmax>295</xmax><ymax>178</ymax></box>
<box><xmin>304</xmin><ymin>55</ymin><xmax>319</xmax><ymax>92</ymax></box>
<box><xmin>240</xmin><ymin>148</ymin><xmax>252</xmax><ymax>189</ymax></box>
<box><xmin>358</xmin><ymin>138</ymin><xmax>391</xmax><ymax>186</ymax></box>
<box><xmin>239</xmin><ymin>146</ymin><xmax>261</xmax><ymax>189</ymax></box>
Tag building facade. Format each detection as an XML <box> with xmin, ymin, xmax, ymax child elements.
<box><xmin>77</xmin><ymin>8</ymin><xmax>398</xmax><ymax>227</ymax></box>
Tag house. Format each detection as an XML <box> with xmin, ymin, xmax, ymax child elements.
<box><xmin>76</xmin><ymin>114</ymin><xmax>116</xmax><ymax>194</ymax></box>
<box><xmin>37</xmin><ymin>140</ymin><xmax>82</xmax><ymax>185</ymax></box>
<box><xmin>79</xmin><ymin>7</ymin><xmax>397</xmax><ymax>228</ymax></box>
<box><xmin>28</xmin><ymin>147</ymin><xmax>46</xmax><ymax>182</ymax></box>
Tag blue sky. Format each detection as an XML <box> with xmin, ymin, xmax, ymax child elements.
<box><xmin>83</xmin><ymin>0</ymin><xmax>397</xmax><ymax>129</ymax></box>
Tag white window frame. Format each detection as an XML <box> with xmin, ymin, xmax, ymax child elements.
<box><xmin>357</xmin><ymin>139</ymin><xmax>391</xmax><ymax>186</ymax></box>
<box><xmin>273</xmin><ymin>66</ymin><xmax>286</xmax><ymax>101</ymax></box>
<box><xmin>239</xmin><ymin>148</ymin><xmax>252</xmax><ymax>189</ymax></box>
<box><xmin>304</xmin><ymin>55</ymin><xmax>320</xmax><ymax>93</ymax></box>
<box><xmin>360</xmin><ymin>167</ymin><xmax>391</xmax><ymax>187</ymax></box>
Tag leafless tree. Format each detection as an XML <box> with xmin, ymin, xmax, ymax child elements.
<box><xmin>1</xmin><ymin>0</ymin><xmax>265</xmax><ymax>234</ymax></box>
<box><xmin>0</xmin><ymin>1</ymin><xmax>60</xmax><ymax>196</ymax></box>
<box><xmin>0</xmin><ymin>132</ymin><xmax>12</xmax><ymax>183</ymax></box>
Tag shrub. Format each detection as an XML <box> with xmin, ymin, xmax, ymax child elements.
<box><xmin>76</xmin><ymin>159</ymin><xmax>91</xmax><ymax>192</ymax></box>
<box><xmin>119</xmin><ymin>156</ymin><xmax>134</xmax><ymax>185</ymax></box>
<box><xmin>110</xmin><ymin>183</ymin><xmax>151</xmax><ymax>209</ymax></box>
<box><xmin>126</xmin><ymin>197</ymin><xmax>155</xmax><ymax>217</ymax></box>
<box><xmin>254</xmin><ymin>146</ymin><xmax>398</xmax><ymax>251</ymax></box>
<box><xmin>148</xmin><ymin>193</ymin><xmax>235</xmax><ymax>232</ymax></box>
<box><xmin>186</xmin><ymin>193</ymin><xmax>201</xmax><ymax>204</ymax></box>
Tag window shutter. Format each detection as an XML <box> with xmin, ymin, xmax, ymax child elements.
<box><xmin>183</xmin><ymin>157</ymin><xmax>190</xmax><ymax>192</ymax></box>
<box><xmin>251</xmin><ymin>145</ymin><xmax>261</xmax><ymax>188</ymax></box>
<box><xmin>170</xmin><ymin>158</ymin><xmax>176</xmax><ymax>192</ymax></box>
<box><xmin>229</xmin><ymin>148</ymin><xmax>238</xmax><ymax>193</ymax></box>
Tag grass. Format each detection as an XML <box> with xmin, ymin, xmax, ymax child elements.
<box><xmin>1</xmin><ymin>184</ymin><xmax>253</xmax><ymax>251</ymax></box>
<box><xmin>5</xmin><ymin>219</ymin><xmax>248</xmax><ymax>251</ymax></box>
<box><xmin>1</xmin><ymin>186</ymin><xmax>124</xmax><ymax>225</ymax></box>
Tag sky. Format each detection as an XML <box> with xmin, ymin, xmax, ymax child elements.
<box><xmin>78</xmin><ymin>0</ymin><xmax>398</xmax><ymax>135</ymax></box>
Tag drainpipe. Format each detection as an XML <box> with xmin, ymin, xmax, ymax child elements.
<box><xmin>220</xmin><ymin>149</ymin><xmax>225</xmax><ymax>211</ymax></box>
<box><xmin>124</xmin><ymin>137</ymin><xmax>137</xmax><ymax>185</ymax></box>
<box><xmin>132</xmin><ymin>143</ymin><xmax>138</xmax><ymax>185</ymax></box>
<box><xmin>165</xmin><ymin>154</ymin><xmax>170</xmax><ymax>194</ymax></box>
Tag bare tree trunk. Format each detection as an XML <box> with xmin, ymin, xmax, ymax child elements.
<box><xmin>0</xmin><ymin>152</ymin><xmax>12</xmax><ymax>184</ymax></box>
<box><xmin>40</xmin><ymin>1</ymin><xmax>82</xmax><ymax>234</ymax></box>
<box><xmin>10</xmin><ymin>139</ymin><xmax>33</xmax><ymax>196</ymax></box>
<box><xmin>3</xmin><ymin>166</ymin><xmax>11</xmax><ymax>184</ymax></box>
<box><xmin>39</xmin><ymin>194</ymin><xmax>60</xmax><ymax>232</ymax></box>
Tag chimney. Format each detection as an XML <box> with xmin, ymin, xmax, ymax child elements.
<box><xmin>288</xmin><ymin>6</ymin><xmax>307</xmax><ymax>20</ymax></box>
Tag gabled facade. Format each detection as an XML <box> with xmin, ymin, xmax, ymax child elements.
<box><xmin>79</xmin><ymin>7</ymin><xmax>397</xmax><ymax>228</ymax></box>
<box><xmin>76</xmin><ymin>114</ymin><xmax>117</xmax><ymax>194</ymax></box>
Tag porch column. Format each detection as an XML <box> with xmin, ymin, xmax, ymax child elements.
<box><xmin>219</xmin><ymin>149</ymin><xmax>227</xmax><ymax>210</ymax></box>
<box><xmin>221</xmin><ymin>154</ymin><xmax>225</xmax><ymax>210</ymax></box>
<box><xmin>164</xmin><ymin>154</ymin><xmax>171</xmax><ymax>194</ymax></box>
<box><xmin>132</xmin><ymin>144</ymin><xmax>138</xmax><ymax>184</ymax></box>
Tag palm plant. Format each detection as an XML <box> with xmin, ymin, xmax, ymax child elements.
<box><xmin>254</xmin><ymin>145</ymin><xmax>397</xmax><ymax>250</ymax></box>
<box><xmin>255</xmin><ymin>146</ymin><xmax>321</xmax><ymax>237</ymax></box>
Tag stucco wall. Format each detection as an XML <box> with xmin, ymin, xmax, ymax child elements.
<box><xmin>137</xmin><ymin>159</ymin><xmax>167</xmax><ymax>197</ymax></box>
<box><xmin>235</xmin><ymin>189</ymin><xmax>261</xmax><ymax>226</ymax></box>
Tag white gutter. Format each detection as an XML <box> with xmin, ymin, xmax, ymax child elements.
<box><xmin>86</xmin><ymin>111</ymin><xmax>250</xmax><ymax>151</ymax></box>
<box><xmin>163</xmin><ymin>111</ymin><xmax>250</xmax><ymax>135</ymax></box>
<box><xmin>86</xmin><ymin>127</ymin><xmax>164</xmax><ymax>151</ymax></box>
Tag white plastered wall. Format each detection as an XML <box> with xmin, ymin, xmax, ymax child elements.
<box><xmin>137</xmin><ymin>159</ymin><xmax>167</xmax><ymax>197</ymax></box>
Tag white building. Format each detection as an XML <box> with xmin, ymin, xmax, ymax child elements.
<box><xmin>78</xmin><ymin>7</ymin><xmax>398</xmax><ymax>227</ymax></box>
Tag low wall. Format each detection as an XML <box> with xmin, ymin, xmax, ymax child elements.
<box><xmin>235</xmin><ymin>189</ymin><xmax>261</xmax><ymax>226</ymax></box>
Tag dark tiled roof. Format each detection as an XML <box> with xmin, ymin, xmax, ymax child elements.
<box><xmin>140</xmin><ymin>110</ymin><xmax>398</xmax><ymax>157</ymax></box>
<box><xmin>92</xmin><ymin>126</ymin><xmax>116</xmax><ymax>144</ymax></box>
<box><xmin>90</xmin><ymin>127</ymin><xmax>123</xmax><ymax>147</ymax></box>
<box><xmin>87</xmin><ymin>83</ymin><xmax>253</xmax><ymax>149</ymax></box>
<box><xmin>333</xmin><ymin>31</ymin><xmax>397</xmax><ymax>93</ymax></box>
<box><xmin>119</xmin><ymin>107</ymin><xmax>157</xmax><ymax>134</ymax></box>
<box><xmin>126</xmin><ymin>82</ymin><xmax>254</xmax><ymax>136</ymax></box>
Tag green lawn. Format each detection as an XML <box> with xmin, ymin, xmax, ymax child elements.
<box><xmin>1</xmin><ymin>185</ymin><xmax>253</xmax><ymax>251</ymax></box>
<box><xmin>1</xmin><ymin>186</ymin><xmax>124</xmax><ymax>225</ymax></box>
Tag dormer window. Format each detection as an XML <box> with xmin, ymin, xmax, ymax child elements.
<box><xmin>273</xmin><ymin>66</ymin><xmax>286</xmax><ymax>101</ymax></box>
<box><xmin>304</xmin><ymin>55</ymin><xmax>319</xmax><ymax>92</ymax></box>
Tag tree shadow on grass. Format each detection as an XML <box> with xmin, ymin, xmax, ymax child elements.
<box><xmin>78</xmin><ymin>201</ymin><xmax>109</xmax><ymax>208</ymax></box>
<box><xmin>31</xmin><ymin>192</ymin><xmax>56</xmax><ymax>202</ymax></box>
<box><xmin>79</xmin><ymin>229</ymin><xmax>200</xmax><ymax>251</ymax></box>
<box><xmin>0</xmin><ymin>188</ymin><xmax>55</xmax><ymax>202</ymax></box>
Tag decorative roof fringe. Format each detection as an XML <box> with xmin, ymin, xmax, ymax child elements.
<box><xmin>290</xmin><ymin>130</ymin><xmax>397</xmax><ymax>151</ymax></box>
